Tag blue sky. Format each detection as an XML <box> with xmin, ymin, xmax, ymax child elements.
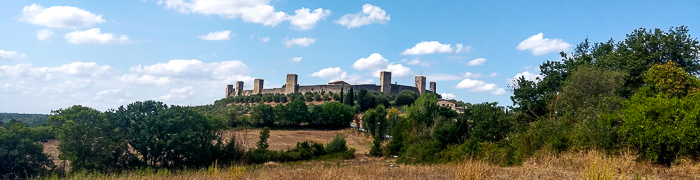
<box><xmin>1</xmin><ymin>0</ymin><xmax>698</xmax><ymax>113</ymax></box>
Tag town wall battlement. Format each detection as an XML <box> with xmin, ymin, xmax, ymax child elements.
<box><xmin>226</xmin><ymin>72</ymin><xmax>436</xmax><ymax>98</ymax></box>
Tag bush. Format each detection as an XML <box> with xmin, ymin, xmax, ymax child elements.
<box><xmin>395</xmin><ymin>90</ymin><xmax>417</xmax><ymax>107</ymax></box>
<box><xmin>325</xmin><ymin>134</ymin><xmax>349</xmax><ymax>154</ymax></box>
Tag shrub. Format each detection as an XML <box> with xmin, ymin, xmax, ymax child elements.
<box><xmin>325</xmin><ymin>134</ymin><xmax>349</xmax><ymax>154</ymax></box>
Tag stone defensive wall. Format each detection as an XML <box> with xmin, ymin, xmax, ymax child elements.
<box><xmin>226</xmin><ymin>71</ymin><xmax>435</xmax><ymax>98</ymax></box>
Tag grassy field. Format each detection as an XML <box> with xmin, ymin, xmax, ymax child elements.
<box><xmin>44</xmin><ymin>128</ymin><xmax>700</xmax><ymax>180</ymax></box>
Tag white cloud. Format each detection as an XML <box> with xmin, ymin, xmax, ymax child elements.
<box><xmin>335</xmin><ymin>4</ymin><xmax>390</xmax><ymax>28</ymax></box>
<box><xmin>375</xmin><ymin>63</ymin><xmax>412</xmax><ymax>78</ymax></box>
<box><xmin>455</xmin><ymin>43</ymin><xmax>471</xmax><ymax>53</ymax></box>
<box><xmin>439</xmin><ymin>93</ymin><xmax>456</xmax><ymax>99</ymax></box>
<box><xmin>401</xmin><ymin>57</ymin><xmax>431</xmax><ymax>67</ymax></box>
<box><xmin>0</xmin><ymin>50</ymin><xmax>27</xmax><ymax>60</ymax></box>
<box><xmin>310</xmin><ymin>67</ymin><xmax>345</xmax><ymax>79</ymax></box>
<box><xmin>492</xmin><ymin>88</ymin><xmax>506</xmax><ymax>95</ymax></box>
<box><xmin>21</xmin><ymin>4</ymin><xmax>105</xmax><ymax>29</ymax></box>
<box><xmin>158</xmin><ymin>0</ymin><xmax>329</xmax><ymax>30</ymax></box>
<box><xmin>509</xmin><ymin>71</ymin><xmax>542</xmax><ymax>85</ymax></box>
<box><xmin>291</xmin><ymin>57</ymin><xmax>302</xmax><ymax>62</ymax></box>
<box><xmin>426</xmin><ymin>73</ymin><xmax>463</xmax><ymax>81</ymax></box>
<box><xmin>118</xmin><ymin>74</ymin><xmax>172</xmax><ymax>86</ymax></box>
<box><xmin>65</xmin><ymin>28</ymin><xmax>129</xmax><ymax>44</ymax></box>
<box><xmin>198</xmin><ymin>30</ymin><xmax>233</xmax><ymax>40</ymax></box>
<box><xmin>94</xmin><ymin>88</ymin><xmax>125</xmax><ymax>101</ymax></box>
<box><xmin>467</xmin><ymin>58</ymin><xmax>486</xmax><ymax>66</ymax></box>
<box><xmin>282</xmin><ymin>37</ymin><xmax>316</xmax><ymax>48</ymax></box>
<box><xmin>158</xmin><ymin>86</ymin><xmax>195</xmax><ymax>101</ymax></box>
<box><xmin>0</xmin><ymin>62</ymin><xmax>113</xmax><ymax>80</ymax></box>
<box><xmin>310</xmin><ymin>67</ymin><xmax>370</xmax><ymax>84</ymax></box>
<box><xmin>261</xmin><ymin>36</ymin><xmax>270</xmax><ymax>42</ymax></box>
<box><xmin>489</xmin><ymin>72</ymin><xmax>498</xmax><ymax>78</ymax></box>
<box><xmin>456</xmin><ymin>78</ymin><xmax>504</xmax><ymax>95</ymax></box>
<box><xmin>289</xmin><ymin>8</ymin><xmax>331</xmax><ymax>30</ymax></box>
<box><xmin>36</xmin><ymin>29</ymin><xmax>54</xmax><ymax>41</ymax></box>
<box><xmin>352</xmin><ymin>53</ymin><xmax>388</xmax><ymax>70</ymax></box>
<box><xmin>400</xmin><ymin>41</ymin><xmax>455</xmax><ymax>55</ymax></box>
<box><xmin>517</xmin><ymin>33</ymin><xmax>572</xmax><ymax>56</ymax></box>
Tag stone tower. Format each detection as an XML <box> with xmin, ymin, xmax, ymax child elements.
<box><xmin>380</xmin><ymin>71</ymin><xmax>392</xmax><ymax>94</ymax></box>
<box><xmin>430</xmin><ymin>82</ymin><xmax>436</xmax><ymax>94</ymax></box>
<box><xmin>226</xmin><ymin>84</ymin><xmax>234</xmax><ymax>98</ymax></box>
<box><xmin>285</xmin><ymin>74</ymin><xmax>298</xmax><ymax>94</ymax></box>
<box><xmin>254</xmin><ymin>79</ymin><xmax>264</xmax><ymax>94</ymax></box>
<box><xmin>415</xmin><ymin>75</ymin><xmax>426</xmax><ymax>95</ymax></box>
<box><xmin>235</xmin><ymin>81</ymin><xmax>244</xmax><ymax>96</ymax></box>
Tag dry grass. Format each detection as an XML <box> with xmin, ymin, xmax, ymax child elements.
<box><xmin>221</xmin><ymin>128</ymin><xmax>373</xmax><ymax>153</ymax></box>
<box><xmin>45</xmin><ymin>129</ymin><xmax>700</xmax><ymax>180</ymax></box>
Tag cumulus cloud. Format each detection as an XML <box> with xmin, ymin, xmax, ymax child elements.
<box><xmin>21</xmin><ymin>4</ymin><xmax>105</xmax><ymax>29</ymax></box>
<box><xmin>426</xmin><ymin>73</ymin><xmax>463</xmax><ymax>81</ymax></box>
<box><xmin>310</xmin><ymin>67</ymin><xmax>345</xmax><ymax>79</ymax></box>
<box><xmin>118</xmin><ymin>74</ymin><xmax>172</xmax><ymax>86</ymax></box>
<box><xmin>456</xmin><ymin>78</ymin><xmax>505</xmax><ymax>95</ymax></box>
<box><xmin>36</xmin><ymin>29</ymin><xmax>54</xmax><ymax>41</ymax></box>
<box><xmin>289</xmin><ymin>8</ymin><xmax>331</xmax><ymax>30</ymax></box>
<box><xmin>466</xmin><ymin>58</ymin><xmax>486</xmax><ymax>66</ymax></box>
<box><xmin>400</xmin><ymin>41</ymin><xmax>457</xmax><ymax>55</ymax></box>
<box><xmin>335</xmin><ymin>3</ymin><xmax>390</xmax><ymax>28</ymax></box>
<box><xmin>0</xmin><ymin>62</ymin><xmax>113</xmax><ymax>79</ymax></box>
<box><xmin>455</xmin><ymin>44</ymin><xmax>471</xmax><ymax>53</ymax></box>
<box><xmin>378</xmin><ymin>63</ymin><xmax>412</xmax><ymax>78</ymax></box>
<box><xmin>64</xmin><ymin>28</ymin><xmax>129</xmax><ymax>44</ymax></box>
<box><xmin>93</xmin><ymin>88</ymin><xmax>126</xmax><ymax>101</ymax></box>
<box><xmin>260</xmin><ymin>36</ymin><xmax>270</xmax><ymax>42</ymax></box>
<box><xmin>310</xmin><ymin>67</ymin><xmax>370</xmax><ymax>84</ymax></box>
<box><xmin>439</xmin><ymin>93</ymin><xmax>456</xmax><ymax>99</ymax></box>
<box><xmin>517</xmin><ymin>33</ymin><xmax>572</xmax><ymax>56</ymax></box>
<box><xmin>401</xmin><ymin>57</ymin><xmax>431</xmax><ymax>67</ymax></box>
<box><xmin>509</xmin><ymin>71</ymin><xmax>543</xmax><ymax>85</ymax></box>
<box><xmin>158</xmin><ymin>0</ymin><xmax>329</xmax><ymax>30</ymax></box>
<box><xmin>291</xmin><ymin>57</ymin><xmax>302</xmax><ymax>62</ymax></box>
<box><xmin>158</xmin><ymin>86</ymin><xmax>195</xmax><ymax>101</ymax></box>
<box><xmin>352</xmin><ymin>53</ymin><xmax>388</xmax><ymax>70</ymax></box>
<box><xmin>0</xmin><ymin>50</ymin><xmax>27</xmax><ymax>61</ymax></box>
<box><xmin>198</xmin><ymin>30</ymin><xmax>233</xmax><ymax>40</ymax></box>
<box><xmin>282</xmin><ymin>37</ymin><xmax>316</xmax><ymax>48</ymax></box>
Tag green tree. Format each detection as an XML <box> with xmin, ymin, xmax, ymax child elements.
<box><xmin>344</xmin><ymin>88</ymin><xmax>354</xmax><ymax>106</ymax></box>
<box><xmin>394</xmin><ymin>90</ymin><xmax>417</xmax><ymax>107</ymax></box>
<box><xmin>362</xmin><ymin>105</ymin><xmax>388</xmax><ymax>138</ymax></box>
<box><xmin>257</xmin><ymin>127</ymin><xmax>271</xmax><ymax>150</ymax></box>
<box><xmin>325</xmin><ymin>134</ymin><xmax>349</xmax><ymax>154</ymax></box>
<box><xmin>469</xmin><ymin>102</ymin><xmax>512</xmax><ymax>142</ymax></box>
<box><xmin>112</xmin><ymin>101</ymin><xmax>220</xmax><ymax>168</ymax></box>
<box><xmin>286</xmin><ymin>100</ymin><xmax>309</xmax><ymax>125</ymax></box>
<box><xmin>250</xmin><ymin>103</ymin><xmax>275</xmax><ymax>127</ymax></box>
<box><xmin>0</xmin><ymin>122</ymin><xmax>54</xmax><ymax>179</ymax></box>
<box><xmin>619</xmin><ymin>63</ymin><xmax>700</xmax><ymax>166</ymax></box>
<box><xmin>315</xmin><ymin>101</ymin><xmax>355</xmax><ymax>129</ymax></box>
<box><xmin>50</xmin><ymin>105</ymin><xmax>136</xmax><ymax>173</ymax></box>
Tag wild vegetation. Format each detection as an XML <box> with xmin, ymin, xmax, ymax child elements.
<box><xmin>1</xmin><ymin>26</ymin><xmax>699</xmax><ymax>179</ymax></box>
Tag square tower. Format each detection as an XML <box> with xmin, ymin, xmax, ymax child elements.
<box><xmin>235</xmin><ymin>81</ymin><xmax>244</xmax><ymax>96</ymax></box>
<box><xmin>254</xmin><ymin>79</ymin><xmax>264</xmax><ymax>94</ymax></box>
<box><xmin>285</xmin><ymin>74</ymin><xmax>298</xmax><ymax>94</ymax></box>
<box><xmin>415</xmin><ymin>75</ymin><xmax>426</xmax><ymax>95</ymax></box>
<box><xmin>226</xmin><ymin>84</ymin><xmax>234</xmax><ymax>98</ymax></box>
<box><xmin>380</xmin><ymin>71</ymin><xmax>392</xmax><ymax>94</ymax></box>
<box><xmin>430</xmin><ymin>82</ymin><xmax>436</xmax><ymax>93</ymax></box>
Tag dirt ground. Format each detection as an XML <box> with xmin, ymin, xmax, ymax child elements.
<box><xmin>221</xmin><ymin>128</ymin><xmax>373</xmax><ymax>153</ymax></box>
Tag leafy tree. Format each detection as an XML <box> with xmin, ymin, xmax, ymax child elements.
<box><xmin>51</xmin><ymin>105</ymin><xmax>137</xmax><ymax>173</ymax></box>
<box><xmin>369</xmin><ymin>135</ymin><xmax>383</xmax><ymax>157</ymax></box>
<box><xmin>469</xmin><ymin>102</ymin><xmax>512</xmax><ymax>142</ymax></box>
<box><xmin>250</xmin><ymin>103</ymin><xmax>275</xmax><ymax>127</ymax></box>
<box><xmin>344</xmin><ymin>88</ymin><xmax>354</xmax><ymax>106</ymax></box>
<box><xmin>315</xmin><ymin>101</ymin><xmax>355</xmax><ymax>129</ymax></box>
<box><xmin>0</xmin><ymin>122</ymin><xmax>54</xmax><ymax>179</ymax></box>
<box><xmin>112</xmin><ymin>101</ymin><xmax>220</xmax><ymax>168</ymax></box>
<box><xmin>618</xmin><ymin>62</ymin><xmax>700</xmax><ymax>166</ymax></box>
<box><xmin>257</xmin><ymin>127</ymin><xmax>271</xmax><ymax>150</ymax></box>
<box><xmin>559</xmin><ymin>66</ymin><xmax>627</xmax><ymax>121</ymax></box>
<box><xmin>394</xmin><ymin>90</ymin><xmax>417</xmax><ymax>107</ymax></box>
<box><xmin>362</xmin><ymin>105</ymin><xmax>388</xmax><ymax>138</ymax></box>
<box><xmin>406</xmin><ymin>93</ymin><xmax>440</xmax><ymax>127</ymax></box>
<box><xmin>314</xmin><ymin>93</ymin><xmax>322</xmax><ymax>102</ymax></box>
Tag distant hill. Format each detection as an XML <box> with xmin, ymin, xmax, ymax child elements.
<box><xmin>0</xmin><ymin>113</ymin><xmax>50</xmax><ymax>126</ymax></box>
